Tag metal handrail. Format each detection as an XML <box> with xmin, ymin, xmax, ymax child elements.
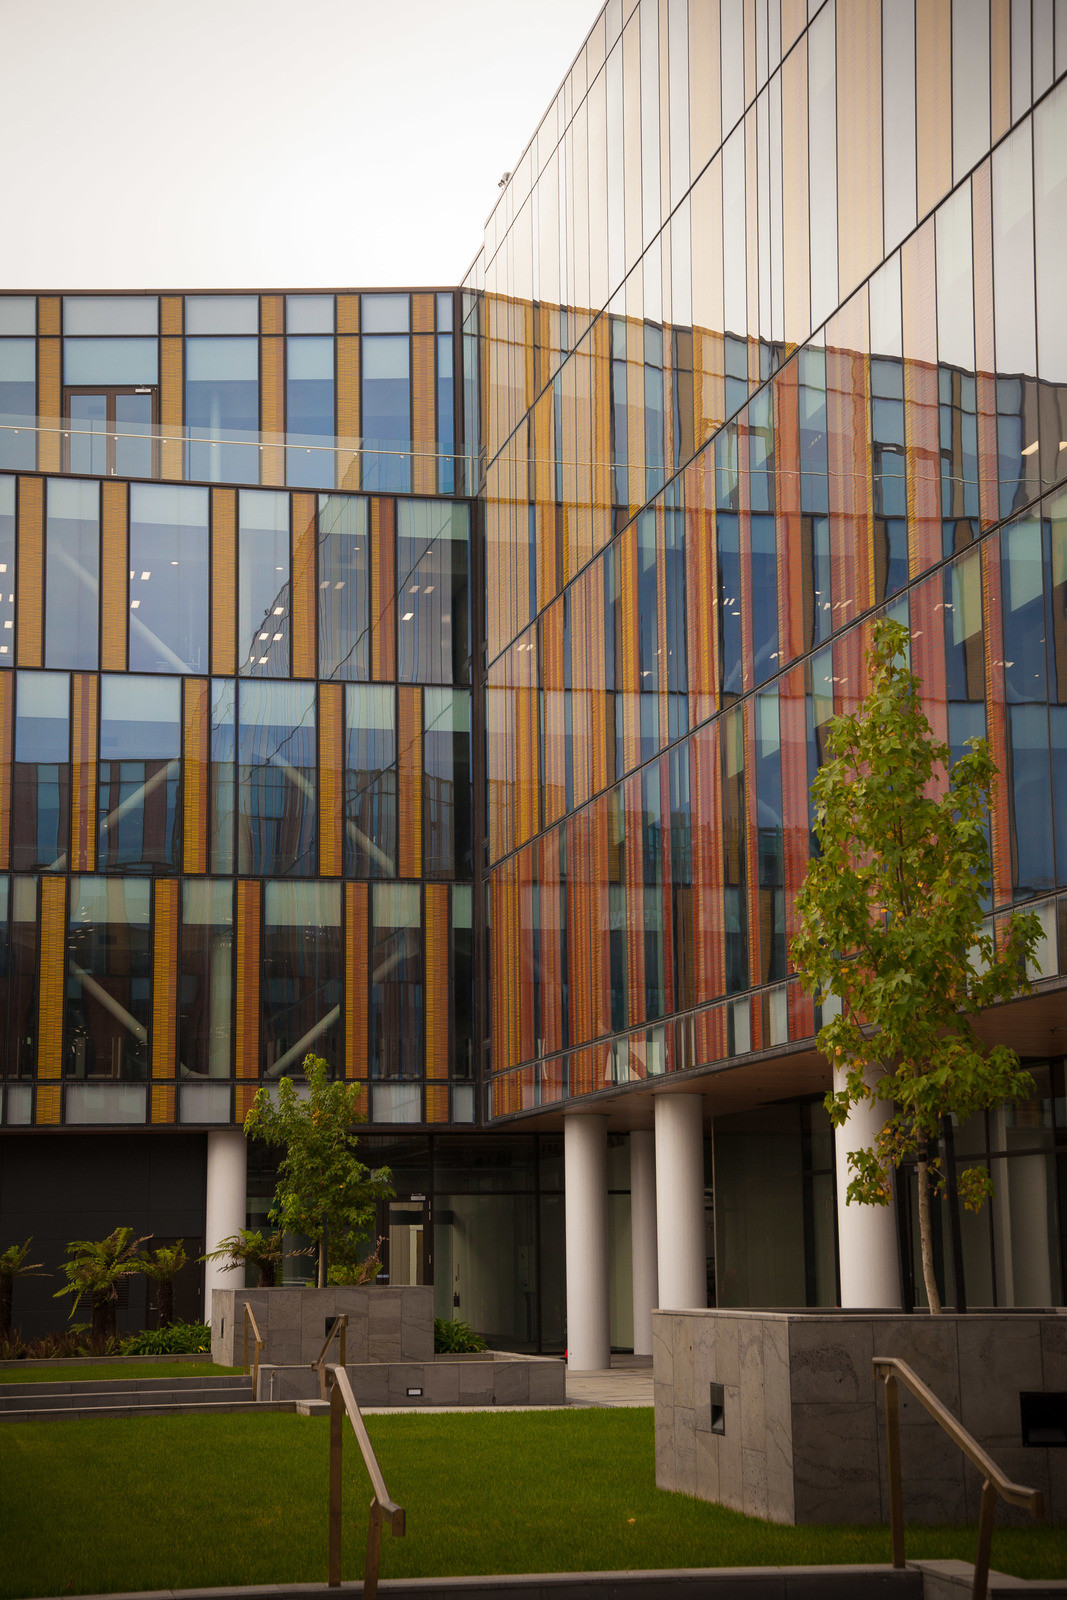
<box><xmin>242</xmin><ymin>1302</ymin><xmax>264</xmax><ymax>1402</ymax></box>
<box><xmin>326</xmin><ymin>1362</ymin><xmax>405</xmax><ymax>1597</ymax></box>
<box><xmin>873</xmin><ymin>1356</ymin><xmax>1044</xmax><ymax>1600</ymax></box>
<box><xmin>312</xmin><ymin>1313</ymin><xmax>348</xmax><ymax>1401</ymax></box>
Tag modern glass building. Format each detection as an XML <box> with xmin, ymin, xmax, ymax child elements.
<box><xmin>1</xmin><ymin>0</ymin><xmax>1066</xmax><ymax>1351</ymax></box>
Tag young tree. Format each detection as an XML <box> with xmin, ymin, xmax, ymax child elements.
<box><xmin>792</xmin><ymin>618</ymin><xmax>1041</xmax><ymax>1313</ymax></box>
<box><xmin>0</xmin><ymin>1239</ymin><xmax>45</xmax><ymax>1336</ymax></box>
<box><xmin>54</xmin><ymin>1228</ymin><xmax>149</xmax><ymax>1341</ymax></box>
<box><xmin>201</xmin><ymin>1228</ymin><xmax>313</xmax><ymax>1287</ymax></box>
<box><xmin>243</xmin><ymin>1054</ymin><xmax>393</xmax><ymax>1288</ymax></box>
<box><xmin>138</xmin><ymin>1240</ymin><xmax>189</xmax><ymax>1329</ymax></box>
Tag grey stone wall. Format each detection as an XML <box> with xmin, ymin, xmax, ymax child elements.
<box><xmin>654</xmin><ymin>1309</ymin><xmax>1067</xmax><ymax>1526</ymax></box>
<box><xmin>262</xmin><ymin>1351</ymin><xmax>566</xmax><ymax>1406</ymax></box>
<box><xmin>211</xmin><ymin>1285</ymin><xmax>433</xmax><ymax>1368</ymax></box>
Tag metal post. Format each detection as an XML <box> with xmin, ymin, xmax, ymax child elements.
<box><xmin>972</xmin><ymin>1479</ymin><xmax>996</xmax><ymax>1600</ymax></box>
<box><xmin>364</xmin><ymin>1499</ymin><xmax>383</xmax><ymax>1600</ymax></box>
<box><xmin>340</xmin><ymin>1315</ymin><xmax>347</xmax><ymax>1370</ymax></box>
<box><xmin>884</xmin><ymin>1373</ymin><xmax>906</xmax><ymax>1568</ymax></box>
<box><xmin>242</xmin><ymin>1306</ymin><xmax>249</xmax><ymax>1376</ymax></box>
<box><xmin>328</xmin><ymin>1382</ymin><xmax>343</xmax><ymax>1587</ymax></box>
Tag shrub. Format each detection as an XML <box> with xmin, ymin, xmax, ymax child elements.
<box><xmin>122</xmin><ymin>1321</ymin><xmax>211</xmax><ymax>1356</ymax></box>
<box><xmin>434</xmin><ymin>1317</ymin><xmax>487</xmax><ymax>1354</ymax></box>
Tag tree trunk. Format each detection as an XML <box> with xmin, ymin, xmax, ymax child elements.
<box><xmin>258</xmin><ymin>1257</ymin><xmax>276</xmax><ymax>1288</ymax></box>
<box><xmin>916</xmin><ymin>1150</ymin><xmax>942</xmax><ymax>1314</ymax></box>
<box><xmin>91</xmin><ymin>1292</ymin><xmax>116</xmax><ymax>1343</ymax></box>
<box><xmin>0</xmin><ymin>1275</ymin><xmax>12</xmax><ymax>1336</ymax></box>
<box><xmin>156</xmin><ymin>1279</ymin><xmax>174</xmax><ymax>1329</ymax></box>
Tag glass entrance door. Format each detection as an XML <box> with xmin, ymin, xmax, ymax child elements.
<box><xmin>384</xmin><ymin>1194</ymin><xmax>431</xmax><ymax>1286</ymax></box>
<box><xmin>64</xmin><ymin>387</ymin><xmax>157</xmax><ymax>477</ymax></box>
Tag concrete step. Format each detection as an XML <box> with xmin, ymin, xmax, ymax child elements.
<box><xmin>22</xmin><ymin>1563</ymin><xmax>1067</xmax><ymax>1599</ymax></box>
<box><xmin>1</xmin><ymin>1397</ymin><xmax>295</xmax><ymax>1422</ymax></box>
<box><xmin>17</xmin><ymin>1565</ymin><xmax>924</xmax><ymax>1600</ymax></box>
<box><xmin>0</xmin><ymin>1373</ymin><xmax>251</xmax><ymax>1402</ymax></box>
<box><xmin>0</xmin><ymin>1374</ymin><xmax>254</xmax><ymax>1414</ymax></box>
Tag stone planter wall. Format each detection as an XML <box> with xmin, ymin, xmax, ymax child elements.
<box><xmin>262</xmin><ymin>1350</ymin><xmax>566</xmax><ymax>1407</ymax></box>
<box><xmin>653</xmin><ymin>1309</ymin><xmax>1067</xmax><ymax>1527</ymax></box>
<box><xmin>211</xmin><ymin>1285</ymin><xmax>433</xmax><ymax>1368</ymax></box>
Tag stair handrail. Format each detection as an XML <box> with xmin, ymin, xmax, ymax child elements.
<box><xmin>873</xmin><ymin>1355</ymin><xmax>1044</xmax><ymax>1600</ymax></box>
<box><xmin>242</xmin><ymin>1302</ymin><xmax>265</xmax><ymax>1401</ymax></box>
<box><xmin>312</xmin><ymin>1313</ymin><xmax>348</xmax><ymax>1401</ymax></box>
<box><xmin>325</xmin><ymin>1362</ymin><xmax>405</xmax><ymax>1598</ymax></box>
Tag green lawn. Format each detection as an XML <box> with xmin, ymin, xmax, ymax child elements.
<box><xmin>0</xmin><ymin>1361</ymin><xmax>241</xmax><ymax>1386</ymax></box>
<box><xmin>1</xmin><ymin>1410</ymin><xmax>1062</xmax><ymax>1598</ymax></box>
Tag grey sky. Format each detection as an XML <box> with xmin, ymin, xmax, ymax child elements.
<box><xmin>0</xmin><ymin>0</ymin><xmax>602</xmax><ymax>290</ymax></box>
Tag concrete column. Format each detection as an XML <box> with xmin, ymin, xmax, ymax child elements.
<box><xmin>654</xmin><ymin>1093</ymin><xmax>707</xmax><ymax>1310</ymax></box>
<box><xmin>204</xmin><ymin>1129</ymin><xmax>247</xmax><ymax>1323</ymax></box>
<box><xmin>629</xmin><ymin>1129</ymin><xmax>658</xmax><ymax>1356</ymax></box>
<box><xmin>833</xmin><ymin>1067</ymin><xmax>901</xmax><ymax>1308</ymax></box>
<box><xmin>564</xmin><ymin>1114</ymin><xmax>610</xmax><ymax>1370</ymax></box>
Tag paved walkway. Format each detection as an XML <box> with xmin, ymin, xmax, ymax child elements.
<box><xmin>565</xmin><ymin>1352</ymin><xmax>653</xmax><ymax>1407</ymax></box>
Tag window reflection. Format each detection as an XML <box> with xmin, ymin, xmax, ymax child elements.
<box><xmin>362</xmin><ymin>327</ymin><xmax>411</xmax><ymax>492</ymax></box>
<box><xmin>239</xmin><ymin>490</ymin><xmax>290</xmax><ymax>678</ymax></box>
<box><xmin>0</xmin><ymin>876</ymin><xmax>38</xmax><ymax>1079</ymax></box>
<box><xmin>236</xmin><ymin>680</ymin><xmax>316</xmax><ymax>877</ymax></box>
<box><xmin>186</xmin><ymin>336</ymin><xmax>259</xmax><ymax>483</ymax></box>
<box><xmin>45</xmin><ymin>479</ymin><xmax>99</xmax><ymax>671</ymax></box>
<box><xmin>318</xmin><ymin>494</ymin><xmax>369</xmax><ymax>680</ymax></box>
<box><xmin>262</xmin><ymin>881</ymin><xmax>342</xmax><ymax>1079</ymax></box>
<box><xmin>178</xmin><ymin>880</ymin><xmax>233</xmax><ymax>1080</ymax></box>
<box><xmin>345</xmin><ymin>684</ymin><xmax>396</xmax><ymax>878</ymax></box>
<box><xmin>371</xmin><ymin>883</ymin><xmax>423</xmax><ymax>1082</ymax></box>
<box><xmin>396</xmin><ymin>500</ymin><xmax>469</xmax><ymax>685</ymax></box>
<box><xmin>286</xmin><ymin>336</ymin><xmax>335</xmax><ymax>488</ymax></box>
<box><xmin>423</xmin><ymin>688</ymin><xmax>471</xmax><ymax>878</ymax></box>
<box><xmin>128</xmin><ymin>484</ymin><xmax>209</xmax><ymax>673</ymax></box>
<box><xmin>12</xmin><ymin>671</ymin><xmax>70</xmax><ymax>872</ymax></box>
<box><xmin>98</xmin><ymin>676</ymin><xmax>181</xmax><ymax>873</ymax></box>
<box><xmin>65</xmin><ymin>876</ymin><xmax>152</xmax><ymax>1083</ymax></box>
<box><xmin>0</xmin><ymin>338</ymin><xmax>35</xmax><ymax>469</ymax></box>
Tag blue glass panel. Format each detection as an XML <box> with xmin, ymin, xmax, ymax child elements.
<box><xmin>237</xmin><ymin>680</ymin><xmax>316</xmax><ymax>877</ymax></box>
<box><xmin>0</xmin><ymin>339</ymin><xmax>36</xmax><ymax>469</ymax></box>
<box><xmin>1008</xmin><ymin>704</ymin><xmax>1055</xmax><ymax>897</ymax></box>
<box><xmin>185</xmin><ymin>337</ymin><xmax>259</xmax><ymax>483</ymax></box>
<box><xmin>129</xmin><ymin>484</ymin><xmax>210</xmax><ymax>673</ymax></box>
<box><xmin>45</xmin><ymin>479</ymin><xmax>99</xmax><ymax>671</ymax></box>
<box><xmin>362</xmin><ymin>335</ymin><xmax>410</xmax><ymax>492</ymax></box>
<box><xmin>286</xmin><ymin>336</ymin><xmax>335</xmax><ymax>488</ymax></box>
<box><xmin>63</xmin><ymin>297</ymin><xmax>158</xmax><ymax>336</ymax></box>
<box><xmin>13</xmin><ymin>672</ymin><xmax>69</xmax><ymax>873</ymax></box>
<box><xmin>345</xmin><ymin>684</ymin><xmax>395</xmax><ymax>879</ymax></box>
<box><xmin>239</xmin><ymin>490</ymin><xmax>290</xmax><ymax>677</ymax></box>
<box><xmin>63</xmin><ymin>339</ymin><xmax>158</xmax><ymax>386</ymax></box>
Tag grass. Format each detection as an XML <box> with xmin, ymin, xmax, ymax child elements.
<box><xmin>1</xmin><ymin>1410</ymin><xmax>1063</xmax><ymax>1598</ymax></box>
<box><xmin>0</xmin><ymin>1361</ymin><xmax>241</xmax><ymax>1386</ymax></box>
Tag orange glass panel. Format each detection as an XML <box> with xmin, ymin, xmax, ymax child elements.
<box><xmin>152</xmin><ymin>878</ymin><xmax>179</xmax><ymax>1084</ymax></box>
<box><xmin>100</xmin><ymin>480</ymin><xmax>128</xmax><ymax>673</ymax></box>
<box><xmin>344</xmin><ymin>880</ymin><xmax>369</xmax><ymax>1079</ymax></box>
<box><xmin>291</xmin><ymin>492</ymin><xmax>316</xmax><ymax>679</ymax></box>
<box><xmin>235</xmin><ymin>879</ymin><xmax>261</xmax><ymax>1079</ymax></box>
<box><xmin>915</xmin><ymin>0</ymin><xmax>952</xmax><ymax>220</ymax></box>
<box><xmin>371</xmin><ymin>499</ymin><xmax>396</xmax><ymax>682</ymax></box>
<box><xmin>425</xmin><ymin>882</ymin><xmax>449</xmax><ymax>1081</ymax></box>
<box><xmin>260</xmin><ymin>334</ymin><xmax>284</xmax><ymax>485</ymax></box>
<box><xmin>397</xmin><ymin>684</ymin><xmax>422</xmax><ymax>879</ymax></box>
<box><xmin>210</xmin><ymin>487</ymin><xmax>236</xmax><ymax>676</ymax></box>
<box><xmin>70</xmin><ymin>673</ymin><xmax>98</xmax><ymax>872</ymax></box>
<box><xmin>836</xmin><ymin>0</ymin><xmax>882</xmax><ymax>299</ymax></box>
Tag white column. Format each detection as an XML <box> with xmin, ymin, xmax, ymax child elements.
<box><xmin>833</xmin><ymin>1067</ymin><xmax>901</xmax><ymax>1308</ymax></box>
<box><xmin>564</xmin><ymin>1114</ymin><xmax>610</xmax><ymax>1370</ymax></box>
<box><xmin>654</xmin><ymin>1093</ymin><xmax>707</xmax><ymax>1310</ymax></box>
<box><xmin>630</xmin><ymin>1129</ymin><xmax>658</xmax><ymax>1356</ymax></box>
<box><xmin>204</xmin><ymin>1129</ymin><xmax>247</xmax><ymax>1323</ymax></box>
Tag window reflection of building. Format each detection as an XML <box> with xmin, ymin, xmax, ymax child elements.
<box><xmin>65</xmin><ymin>876</ymin><xmax>151</xmax><ymax>1085</ymax></box>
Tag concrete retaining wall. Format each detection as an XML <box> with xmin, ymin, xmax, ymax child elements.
<box><xmin>263</xmin><ymin>1351</ymin><xmax>566</xmax><ymax>1406</ymax></box>
<box><xmin>211</xmin><ymin>1285</ymin><xmax>433</xmax><ymax>1368</ymax></box>
<box><xmin>653</xmin><ymin>1309</ymin><xmax>1067</xmax><ymax>1526</ymax></box>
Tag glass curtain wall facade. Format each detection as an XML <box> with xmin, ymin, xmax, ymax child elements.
<box><xmin>472</xmin><ymin>0</ymin><xmax>1067</xmax><ymax>1306</ymax></box>
<box><xmin>3</xmin><ymin>1</ymin><xmax>1067</xmax><ymax>1333</ymax></box>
